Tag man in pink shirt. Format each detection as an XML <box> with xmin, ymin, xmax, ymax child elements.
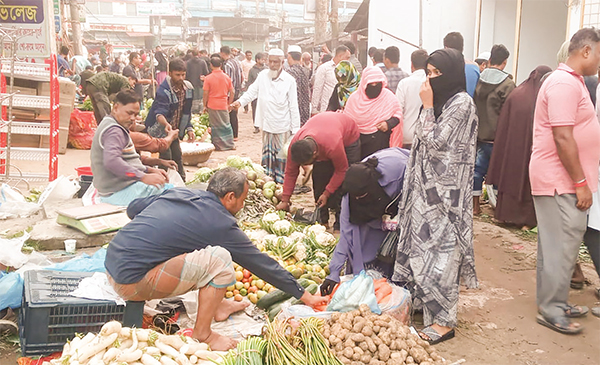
<box><xmin>530</xmin><ymin>28</ymin><xmax>600</xmax><ymax>335</ymax></box>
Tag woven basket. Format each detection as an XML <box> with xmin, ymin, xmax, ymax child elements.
<box><xmin>181</xmin><ymin>142</ymin><xmax>215</xmax><ymax>166</ymax></box>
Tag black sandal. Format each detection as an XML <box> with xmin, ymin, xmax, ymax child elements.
<box><xmin>418</xmin><ymin>326</ymin><xmax>455</xmax><ymax>345</ymax></box>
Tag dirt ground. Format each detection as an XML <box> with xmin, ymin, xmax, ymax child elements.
<box><xmin>2</xmin><ymin>111</ymin><xmax>599</xmax><ymax>364</ymax></box>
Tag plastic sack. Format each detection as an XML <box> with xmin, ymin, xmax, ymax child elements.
<box><xmin>81</xmin><ymin>182</ymin><xmax>101</xmax><ymax>206</ymax></box>
<box><xmin>38</xmin><ymin>175</ymin><xmax>80</xmax><ymax>204</ymax></box>
<box><xmin>365</xmin><ymin>270</ymin><xmax>411</xmax><ymax>324</ymax></box>
<box><xmin>0</xmin><ymin>272</ymin><xmax>23</xmax><ymax>311</ymax></box>
<box><xmin>46</xmin><ymin>248</ymin><xmax>107</xmax><ymax>273</ymax></box>
<box><xmin>327</xmin><ymin>270</ymin><xmax>381</xmax><ymax>314</ymax></box>
<box><xmin>68</xmin><ymin>109</ymin><xmax>97</xmax><ymax>150</ymax></box>
<box><xmin>0</xmin><ymin>231</ymin><xmax>30</xmax><ymax>269</ymax></box>
<box><xmin>167</xmin><ymin>168</ymin><xmax>185</xmax><ymax>188</ymax></box>
<box><xmin>277</xmin><ymin>304</ymin><xmax>335</xmax><ymax>321</ymax></box>
<box><xmin>0</xmin><ymin>184</ymin><xmax>40</xmax><ymax>219</ymax></box>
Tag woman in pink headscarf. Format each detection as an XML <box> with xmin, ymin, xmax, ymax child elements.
<box><xmin>344</xmin><ymin>67</ymin><xmax>404</xmax><ymax>159</ymax></box>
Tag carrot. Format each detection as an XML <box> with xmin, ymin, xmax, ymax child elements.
<box><xmin>330</xmin><ymin>283</ymin><xmax>340</xmax><ymax>297</ymax></box>
<box><xmin>380</xmin><ymin>292</ymin><xmax>392</xmax><ymax>304</ymax></box>
<box><xmin>375</xmin><ymin>283</ymin><xmax>393</xmax><ymax>303</ymax></box>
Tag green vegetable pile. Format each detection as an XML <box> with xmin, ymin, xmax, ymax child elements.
<box><xmin>191</xmin><ymin>113</ymin><xmax>209</xmax><ymax>141</ymax></box>
<box><xmin>79</xmin><ymin>98</ymin><xmax>93</xmax><ymax>111</ymax></box>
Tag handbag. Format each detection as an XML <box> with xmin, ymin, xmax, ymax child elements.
<box><xmin>377</xmin><ymin>191</ymin><xmax>403</xmax><ymax>263</ymax></box>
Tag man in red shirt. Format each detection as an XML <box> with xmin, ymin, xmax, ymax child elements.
<box><xmin>276</xmin><ymin>112</ymin><xmax>360</xmax><ymax>229</ymax></box>
<box><xmin>203</xmin><ymin>55</ymin><xmax>235</xmax><ymax>151</ymax></box>
<box><xmin>530</xmin><ymin>28</ymin><xmax>600</xmax><ymax>335</ymax></box>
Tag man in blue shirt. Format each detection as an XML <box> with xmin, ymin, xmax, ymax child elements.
<box><xmin>58</xmin><ymin>46</ymin><xmax>81</xmax><ymax>85</ymax></box>
<box><xmin>443</xmin><ymin>32</ymin><xmax>480</xmax><ymax>97</ymax></box>
<box><xmin>105</xmin><ymin>168</ymin><xmax>327</xmax><ymax>351</ymax></box>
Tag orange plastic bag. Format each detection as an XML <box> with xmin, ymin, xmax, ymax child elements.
<box><xmin>69</xmin><ymin>109</ymin><xmax>97</xmax><ymax>150</ymax></box>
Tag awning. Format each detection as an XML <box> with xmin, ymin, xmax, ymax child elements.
<box><xmin>344</xmin><ymin>0</ymin><xmax>369</xmax><ymax>33</ymax></box>
<box><xmin>126</xmin><ymin>32</ymin><xmax>154</xmax><ymax>37</ymax></box>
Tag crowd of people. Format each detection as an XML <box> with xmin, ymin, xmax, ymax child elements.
<box><xmin>73</xmin><ymin>27</ymin><xmax>600</xmax><ymax>350</ymax></box>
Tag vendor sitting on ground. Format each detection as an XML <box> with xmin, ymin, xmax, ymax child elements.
<box><xmin>105</xmin><ymin>168</ymin><xmax>328</xmax><ymax>351</ymax></box>
<box><xmin>321</xmin><ymin>148</ymin><xmax>409</xmax><ymax>295</ymax></box>
<box><xmin>276</xmin><ymin>112</ymin><xmax>361</xmax><ymax>229</ymax></box>
<box><xmin>91</xmin><ymin>90</ymin><xmax>170</xmax><ymax>206</ymax></box>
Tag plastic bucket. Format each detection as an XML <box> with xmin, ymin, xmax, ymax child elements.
<box><xmin>75</xmin><ymin>166</ymin><xmax>92</xmax><ymax>176</ymax></box>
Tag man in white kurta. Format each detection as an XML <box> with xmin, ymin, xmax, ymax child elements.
<box><xmin>232</xmin><ymin>48</ymin><xmax>300</xmax><ymax>183</ymax></box>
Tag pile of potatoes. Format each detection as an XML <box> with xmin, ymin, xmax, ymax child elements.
<box><xmin>322</xmin><ymin>305</ymin><xmax>445</xmax><ymax>365</ymax></box>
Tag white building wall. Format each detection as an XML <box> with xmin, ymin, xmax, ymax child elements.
<box><xmin>368</xmin><ymin>0</ymin><xmax>478</xmax><ymax>73</ymax></box>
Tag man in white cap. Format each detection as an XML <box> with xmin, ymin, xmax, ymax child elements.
<box><xmin>286</xmin><ymin>45</ymin><xmax>311</xmax><ymax>126</ymax></box>
<box><xmin>231</xmin><ymin>48</ymin><xmax>300</xmax><ymax>184</ymax></box>
<box><xmin>475</xmin><ymin>51</ymin><xmax>491</xmax><ymax>73</ymax></box>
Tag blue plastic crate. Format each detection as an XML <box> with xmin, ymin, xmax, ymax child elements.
<box><xmin>19</xmin><ymin>270</ymin><xmax>143</xmax><ymax>356</ymax></box>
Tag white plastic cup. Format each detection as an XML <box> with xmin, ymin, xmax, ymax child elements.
<box><xmin>64</xmin><ymin>239</ymin><xmax>76</xmax><ymax>254</ymax></box>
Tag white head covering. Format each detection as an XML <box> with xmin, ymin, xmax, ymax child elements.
<box><xmin>475</xmin><ymin>51</ymin><xmax>491</xmax><ymax>62</ymax></box>
<box><xmin>268</xmin><ymin>48</ymin><xmax>285</xmax><ymax>57</ymax></box>
<box><xmin>287</xmin><ymin>45</ymin><xmax>302</xmax><ymax>54</ymax></box>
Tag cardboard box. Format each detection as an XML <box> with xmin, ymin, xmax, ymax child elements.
<box><xmin>9</xmin><ymin>126</ymin><xmax>68</xmax><ymax>154</ymax></box>
<box><xmin>37</xmin><ymin>78</ymin><xmax>76</xmax><ymax>108</ymax></box>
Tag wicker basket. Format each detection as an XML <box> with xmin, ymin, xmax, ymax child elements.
<box><xmin>181</xmin><ymin>142</ymin><xmax>215</xmax><ymax>166</ymax></box>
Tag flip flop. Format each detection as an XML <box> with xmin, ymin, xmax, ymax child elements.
<box><xmin>595</xmin><ymin>288</ymin><xmax>600</xmax><ymax>300</ymax></box>
<box><xmin>536</xmin><ymin>314</ymin><xmax>583</xmax><ymax>335</ymax></box>
<box><xmin>592</xmin><ymin>307</ymin><xmax>600</xmax><ymax>318</ymax></box>
<box><xmin>418</xmin><ymin>326</ymin><xmax>455</xmax><ymax>345</ymax></box>
<box><xmin>564</xmin><ymin>304</ymin><xmax>589</xmax><ymax>318</ymax></box>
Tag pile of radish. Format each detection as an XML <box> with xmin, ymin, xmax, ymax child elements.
<box><xmin>45</xmin><ymin>321</ymin><xmax>222</xmax><ymax>365</ymax></box>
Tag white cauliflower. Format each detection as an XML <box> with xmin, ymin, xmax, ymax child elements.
<box><xmin>315</xmin><ymin>251</ymin><xmax>328</xmax><ymax>259</ymax></box>
<box><xmin>289</xmin><ymin>231</ymin><xmax>306</xmax><ymax>242</ymax></box>
<box><xmin>294</xmin><ymin>241</ymin><xmax>308</xmax><ymax>261</ymax></box>
<box><xmin>272</xmin><ymin>219</ymin><xmax>293</xmax><ymax>236</ymax></box>
<box><xmin>263</xmin><ymin>234</ymin><xmax>278</xmax><ymax>246</ymax></box>
<box><xmin>315</xmin><ymin>232</ymin><xmax>336</xmax><ymax>247</ymax></box>
<box><xmin>263</xmin><ymin>212</ymin><xmax>280</xmax><ymax>224</ymax></box>
<box><xmin>246</xmin><ymin>229</ymin><xmax>269</xmax><ymax>242</ymax></box>
<box><xmin>305</xmin><ymin>223</ymin><xmax>327</xmax><ymax>236</ymax></box>
<box><xmin>277</xmin><ymin>236</ymin><xmax>294</xmax><ymax>248</ymax></box>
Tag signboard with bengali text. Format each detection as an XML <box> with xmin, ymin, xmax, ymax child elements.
<box><xmin>0</xmin><ymin>0</ymin><xmax>55</xmax><ymax>58</ymax></box>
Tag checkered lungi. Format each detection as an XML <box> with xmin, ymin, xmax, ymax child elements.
<box><xmin>108</xmin><ymin>246</ymin><xmax>236</xmax><ymax>301</ymax></box>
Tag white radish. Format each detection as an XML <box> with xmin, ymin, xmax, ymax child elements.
<box><xmin>120</xmin><ymin>327</ymin><xmax>132</xmax><ymax>338</ymax></box>
<box><xmin>193</xmin><ymin>350</ymin><xmax>220</xmax><ymax>361</ymax></box>
<box><xmin>62</xmin><ymin>342</ymin><xmax>70</xmax><ymax>355</ymax></box>
<box><xmin>103</xmin><ymin>347</ymin><xmax>121</xmax><ymax>362</ymax></box>
<box><xmin>159</xmin><ymin>356</ymin><xmax>178</xmax><ymax>365</ymax></box>
<box><xmin>158</xmin><ymin>335</ymin><xmax>186</xmax><ymax>350</ymax></box>
<box><xmin>144</xmin><ymin>347</ymin><xmax>161</xmax><ymax>356</ymax></box>
<box><xmin>138</xmin><ymin>341</ymin><xmax>148</xmax><ymax>349</ymax></box>
<box><xmin>155</xmin><ymin>341</ymin><xmax>180</xmax><ymax>358</ymax></box>
<box><xmin>135</xmin><ymin>329</ymin><xmax>151</xmax><ymax>342</ymax></box>
<box><xmin>77</xmin><ymin>333</ymin><xmax>118</xmax><ymax>363</ymax></box>
<box><xmin>67</xmin><ymin>336</ymin><xmax>81</xmax><ymax>356</ymax></box>
<box><xmin>141</xmin><ymin>353</ymin><xmax>162</xmax><ymax>365</ymax></box>
<box><xmin>189</xmin><ymin>355</ymin><xmax>198</xmax><ymax>364</ymax></box>
<box><xmin>100</xmin><ymin>321</ymin><xmax>123</xmax><ymax>336</ymax></box>
<box><xmin>90</xmin><ymin>348</ymin><xmax>106</xmax><ymax>362</ymax></box>
<box><xmin>180</xmin><ymin>342</ymin><xmax>209</xmax><ymax>355</ymax></box>
<box><xmin>120</xmin><ymin>339</ymin><xmax>133</xmax><ymax>349</ymax></box>
<box><xmin>122</xmin><ymin>325</ymin><xmax>139</xmax><ymax>353</ymax></box>
<box><xmin>72</xmin><ymin>332</ymin><xmax>95</xmax><ymax>356</ymax></box>
<box><xmin>117</xmin><ymin>349</ymin><xmax>143</xmax><ymax>362</ymax></box>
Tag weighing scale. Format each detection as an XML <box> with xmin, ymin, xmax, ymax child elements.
<box><xmin>56</xmin><ymin>203</ymin><xmax>131</xmax><ymax>235</ymax></box>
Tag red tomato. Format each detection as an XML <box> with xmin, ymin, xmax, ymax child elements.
<box><xmin>243</xmin><ymin>269</ymin><xmax>251</xmax><ymax>279</ymax></box>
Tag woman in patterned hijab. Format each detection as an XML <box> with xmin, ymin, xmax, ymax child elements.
<box><xmin>327</xmin><ymin>60</ymin><xmax>360</xmax><ymax>111</ymax></box>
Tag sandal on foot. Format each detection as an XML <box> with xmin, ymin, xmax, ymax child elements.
<box><xmin>592</xmin><ymin>307</ymin><xmax>600</xmax><ymax>318</ymax></box>
<box><xmin>595</xmin><ymin>288</ymin><xmax>600</xmax><ymax>300</ymax></box>
<box><xmin>418</xmin><ymin>326</ymin><xmax>455</xmax><ymax>345</ymax></box>
<box><xmin>564</xmin><ymin>304</ymin><xmax>589</xmax><ymax>318</ymax></box>
<box><xmin>536</xmin><ymin>314</ymin><xmax>583</xmax><ymax>334</ymax></box>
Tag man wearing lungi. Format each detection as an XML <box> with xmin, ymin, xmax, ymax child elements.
<box><xmin>203</xmin><ymin>55</ymin><xmax>235</xmax><ymax>150</ymax></box>
<box><xmin>105</xmin><ymin>168</ymin><xmax>328</xmax><ymax>351</ymax></box>
<box><xmin>231</xmin><ymin>48</ymin><xmax>301</xmax><ymax>183</ymax></box>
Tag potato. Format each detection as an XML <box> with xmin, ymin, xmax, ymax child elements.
<box><xmin>353</xmin><ymin>346</ymin><xmax>364</xmax><ymax>356</ymax></box>
<box><xmin>406</xmin><ymin>338</ymin><xmax>417</xmax><ymax>348</ymax></box>
<box><xmin>352</xmin><ymin>353</ymin><xmax>361</xmax><ymax>361</ymax></box>
<box><xmin>351</xmin><ymin>361</ymin><xmax>362</xmax><ymax>365</ymax></box>
<box><xmin>338</xmin><ymin>355</ymin><xmax>351</xmax><ymax>365</ymax></box>
<box><xmin>368</xmin><ymin>359</ymin><xmax>380</xmax><ymax>365</ymax></box>
<box><xmin>350</xmin><ymin>310</ymin><xmax>361</xmax><ymax>318</ymax></box>
<box><xmin>360</xmin><ymin>354</ymin><xmax>372</xmax><ymax>363</ymax></box>
<box><xmin>399</xmin><ymin>349</ymin><xmax>409</xmax><ymax>362</ymax></box>
<box><xmin>406</xmin><ymin>355</ymin><xmax>414</xmax><ymax>364</ymax></box>
<box><xmin>395</xmin><ymin>339</ymin><xmax>408</xmax><ymax>351</ymax></box>
<box><xmin>374</xmin><ymin>320</ymin><xmax>389</xmax><ymax>328</ymax></box>
<box><xmin>409</xmin><ymin>347</ymin><xmax>430</xmax><ymax>363</ymax></box>
<box><xmin>389</xmin><ymin>340</ymin><xmax>397</xmax><ymax>351</ymax></box>
<box><xmin>331</xmin><ymin>313</ymin><xmax>341</xmax><ymax>322</ymax></box>
<box><xmin>350</xmin><ymin>333</ymin><xmax>365</xmax><ymax>342</ymax></box>
<box><xmin>342</xmin><ymin>347</ymin><xmax>354</xmax><ymax>359</ymax></box>
<box><xmin>344</xmin><ymin>332</ymin><xmax>353</xmax><ymax>341</ymax></box>
<box><xmin>378</xmin><ymin>343</ymin><xmax>391</xmax><ymax>361</ymax></box>
<box><xmin>352</xmin><ymin>321</ymin><xmax>365</xmax><ymax>333</ymax></box>
<box><xmin>359</xmin><ymin>304</ymin><xmax>371</xmax><ymax>315</ymax></box>
<box><xmin>344</xmin><ymin>339</ymin><xmax>355</xmax><ymax>349</ymax></box>
<box><xmin>359</xmin><ymin>342</ymin><xmax>369</xmax><ymax>352</ymax></box>
<box><xmin>365</xmin><ymin>336</ymin><xmax>377</xmax><ymax>353</ymax></box>
<box><xmin>334</xmin><ymin>342</ymin><xmax>344</xmax><ymax>352</ymax></box>
<box><xmin>342</xmin><ymin>321</ymin><xmax>353</xmax><ymax>331</ymax></box>
<box><xmin>331</xmin><ymin>323</ymin><xmax>342</xmax><ymax>333</ymax></box>
<box><xmin>340</xmin><ymin>329</ymin><xmax>350</xmax><ymax>340</ymax></box>
<box><xmin>430</xmin><ymin>352</ymin><xmax>442</xmax><ymax>361</ymax></box>
<box><xmin>420</xmin><ymin>362</ymin><xmax>433</xmax><ymax>365</ymax></box>
<box><xmin>372</xmin><ymin>335</ymin><xmax>383</xmax><ymax>346</ymax></box>
<box><xmin>323</xmin><ymin>330</ymin><xmax>331</xmax><ymax>339</ymax></box>
<box><xmin>373</xmin><ymin>325</ymin><xmax>381</xmax><ymax>334</ymax></box>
